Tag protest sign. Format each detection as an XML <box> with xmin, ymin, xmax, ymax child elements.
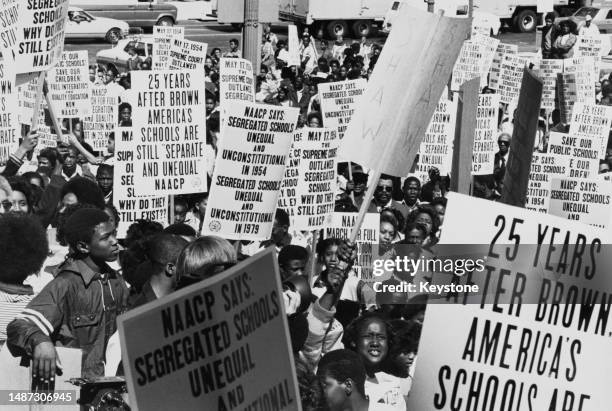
<box><xmin>451</xmin><ymin>35</ymin><xmax>498</xmax><ymax>91</ymax></box>
<box><xmin>293</xmin><ymin>127</ymin><xmax>339</xmax><ymax>231</ymax></box>
<box><xmin>17</xmin><ymin>77</ymin><xmax>40</xmax><ymax>124</ymax></box>
<box><xmin>83</xmin><ymin>84</ymin><xmax>118</xmax><ymax>153</ymax></box>
<box><xmin>47</xmin><ymin>50</ymin><xmax>91</xmax><ymax>118</ymax></box>
<box><xmin>32</xmin><ymin>124</ymin><xmax>57</xmax><ymax>161</ymax></box>
<box><xmin>575</xmin><ymin>36</ymin><xmax>604</xmax><ymax>74</ymax></box>
<box><xmin>318</xmin><ymin>79</ymin><xmax>366</xmax><ymax>140</ymax></box>
<box><xmin>564</xmin><ymin>56</ymin><xmax>596</xmax><ymax>105</ymax></box>
<box><xmin>0</xmin><ymin>0</ymin><xmax>18</xmax><ymax>60</ymax></box>
<box><xmin>152</xmin><ymin>26</ymin><xmax>185</xmax><ymax>71</ymax></box>
<box><xmin>16</xmin><ymin>0</ymin><xmax>68</xmax><ymax>72</ymax></box>
<box><xmin>557</xmin><ymin>72</ymin><xmax>577</xmax><ymax>123</ymax></box>
<box><xmin>0</xmin><ymin>56</ymin><xmax>18</xmax><ymax>166</ymax></box>
<box><xmin>548</xmin><ymin>131</ymin><xmax>600</xmax><ymax>179</ymax></box>
<box><xmin>526</xmin><ymin>153</ymin><xmax>570</xmax><ymax>213</ymax></box>
<box><xmin>277</xmin><ymin>131</ymin><xmax>301</xmax><ymax>219</ymax></box>
<box><xmin>118</xmin><ymin>248</ymin><xmax>300</xmax><ymax>411</ymax></box>
<box><xmin>407</xmin><ymin>192</ymin><xmax>612</xmax><ymax>410</ymax></box>
<box><xmin>113</xmin><ymin>126</ymin><xmax>168</xmax><ymax>238</ymax></box>
<box><xmin>450</xmin><ymin>78</ymin><xmax>479</xmax><ymax>194</ymax></box>
<box><xmin>415</xmin><ymin>97</ymin><xmax>457</xmax><ymax>183</ymax></box>
<box><xmin>549</xmin><ymin>177</ymin><xmax>612</xmax><ymax>228</ymax></box>
<box><xmin>203</xmin><ymin>102</ymin><xmax>299</xmax><ymax>241</ymax></box>
<box><xmin>287</xmin><ymin>24</ymin><xmax>300</xmax><ymax>67</ymax></box>
<box><xmin>168</xmin><ymin>38</ymin><xmax>207</xmax><ymax>71</ymax></box>
<box><xmin>497</xmin><ymin>54</ymin><xmax>527</xmax><ymax>104</ymax></box>
<box><xmin>219</xmin><ymin>58</ymin><xmax>255</xmax><ymax>106</ymax></box>
<box><xmin>341</xmin><ymin>8</ymin><xmax>471</xmax><ymax>177</ymax></box>
<box><xmin>501</xmin><ymin>69</ymin><xmax>543</xmax><ymax>207</ymax></box>
<box><xmin>324</xmin><ymin>213</ymin><xmax>380</xmax><ymax>282</ymax></box>
<box><xmin>538</xmin><ymin>59</ymin><xmax>563</xmax><ymax>111</ymax></box>
<box><xmin>132</xmin><ymin>70</ymin><xmax>208</xmax><ymax>196</ymax></box>
<box><xmin>488</xmin><ymin>42</ymin><xmax>518</xmax><ymax>90</ymax></box>
<box><xmin>569</xmin><ymin>102</ymin><xmax>612</xmax><ymax>159</ymax></box>
<box><xmin>471</xmin><ymin>93</ymin><xmax>499</xmax><ymax>175</ymax></box>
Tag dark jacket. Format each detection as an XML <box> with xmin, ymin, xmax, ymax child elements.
<box><xmin>7</xmin><ymin>259</ymin><xmax>129</xmax><ymax>378</ymax></box>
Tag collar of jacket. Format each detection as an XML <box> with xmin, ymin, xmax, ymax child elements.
<box><xmin>59</xmin><ymin>258</ymin><xmax>114</xmax><ymax>287</ymax></box>
<box><xmin>0</xmin><ymin>281</ymin><xmax>34</xmax><ymax>295</ymax></box>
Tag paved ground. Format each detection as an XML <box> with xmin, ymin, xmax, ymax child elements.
<box><xmin>64</xmin><ymin>20</ymin><xmax>537</xmax><ymax>66</ymax></box>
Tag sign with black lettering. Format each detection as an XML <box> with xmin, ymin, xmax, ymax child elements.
<box><xmin>83</xmin><ymin>84</ymin><xmax>117</xmax><ymax>153</ymax></box>
<box><xmin>168</xmin><ymin>38</ymin><xmax>207</xmax><ymax>71</ymax></box>
<box><xmin>564</xmin><ymin>56</ymin><xmax>595</xmax><ymax>105</ymax></box>
<box><xmin>16</xmin><ymin>0</ymin><xmax>68</xmax><ymax>72</ymax></box>
<box><xmin>152</xmin><ymin>26</ymin><xmax>184</xmax><ymax>71</ymax></box>
<box><xmin>557</xmin><ymin>72</ymin><xmax>577</xmax><ymax>124</ymax></box>
<box><xmin>568</xmin><ymin>102</ymin><xmax>612</xmax><ymax>159</ymax></box>
<box><xmin>203</xmin><ymin>102</ymin><xmax>299</xmax><ymax>241</ymax></box>
<box><xmin>118</xmin><ymin>248</ymin><xmax>300</xmax><ymax>411</ymax></box>
<box><xmin>293</xmin><ymin>127</ymin><xmax>339</xmax><ymax>231</ymax></box>
<box><xmin>451</xmin><ymin>35</ymin><xmax>498</xmax><ymax>91</ymax></box>
<box><xmin>488</xmin><ymin>43</ymin><xmax>518</xmax><ymax>90</ymax></box>
<box><xmin>472</xmin><ymin>94</ymin><xmax>499</xmax><ymax>175</ymax></box>
<box><xmin>0</xmin><ymin>0</ymin><xmax>18</xmax><ymax>60</ymax></box>
<box><xmin>0</xmin><ymin>56</ymin><xmax>18</xmax><ymax>166</ymax></box>
<box><xmin>132</xmin><ymin>70</ymin><xmax>208</xmax><ymax>196</ymax></box>
<box><xmin>548</xmin><ymin>132</ymin><xmax>599</xmax><ymax>179</ymax></box>
<box><xmin>497</xmin><ymin>54</ymin><xmax>527</xmax><ymax>104</ymax></box>
<box><xmin>219</xmin><ymin>58</ymin><xmax>254</xmax><ymax>106</ymax></box>
<box><xmin>575</xmin><ymin>36</ymin><xmax>604</xmax><ymax>74</ymax></box>
<box><xmin>277</xmin><ymin>132</ymin><xmax>300</xmax><ymax>221</ymax></box>
<box><xmin>17</xmin><ymin>77</ymin><xmax>39</xmax><ymax>124</ymax></box>
<box><xmin>548</xmin><ymin>177</ymin><xmax>612</xmax><ymax>228</ymax></box>
<box><xmin>407</xmin><ymin>192</ymin><xmax>612</xmax><ymax>410</ymax></box>
<box><xmin>526</xmin><ymin>153</ymin><xmax>570</xmax><ymax>213</ymax></box>
<box><xmin>47</xmin><ymin>50</ymin><xmax>91</xmax><ymax>118</ymax></box>
<box><xmin>318</xmin><ymin>79</ymin><xmax>366</xmax><ymax>141</ymax></box>
<box><xmin>538</xmin><ymin>59</ymin><xmax>563</xmax><ymax>111</ymax></box>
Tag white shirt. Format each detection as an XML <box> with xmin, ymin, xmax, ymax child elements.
<box><xmin>365</xmin><ymin>372</ymin><xmax>406</xmax><ymax>411</ymax></box>
<box><xmin>579</xmin><ymin>23</ymin><xmax>599</xmax><ymax>36</ymax></box>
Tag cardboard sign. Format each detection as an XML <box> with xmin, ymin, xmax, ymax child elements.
<box><xmin>471</xmin><ymin>93</ymin><xmax>499</xmax><ymax>175</ymax></box>
<box><xmin>497</xmin><ymin>54</ymin><xmax>527</xmax><ymax>104</ymax></box>
<box><xmin>564</xmin><ymin>56</ymin><xmax>596</xmax><ymax>105</ymax></box>
<box><xmin>451</xmin><ymin>35</ymin><xmax>498</xmax><ymax>91</ymax></box>
<box><xmin>538</xmin><ymin>59</ymin><xmax>563</xmax><ymax>111</ymax></box>
<box><xmin>569</xmin><ymin>102</ymin><xmax>612</xmax><ymax>159</ymax></box>
<box><xmin>526</xmin><ymin>153</ymin><xmax>570</xmax><ymax>213</ymax></box>
<box><xmin>0</xmin><ymin>0</ymin><xmax>19</xmax><ymax>60</ymax></box>
<box><xmin>16</xmin><ymin>0</ymin><xmax>68</xmax><ymax>72</ymax></box>
<box><xmin>407</xmin><ymin>192</ymin><xmax>612</xmax><ymax>410</ymax></box>
<box><xmin>83</xmin><ymin>84</ymin><xmax>118</xmax><ymax>153</ymax></box>
<box><xmin>548</xmin><ymin>132</ymin><xmax>600</xmax><ymax>179</ymax></box>
<box><xmin>17</xmin><ymin>77</ymin><xmax>39</xmax><ymax>125</ymax></box>
<box><xmin>132</xmin><ymin>70</ymin><xmax>208</xmax><ymax>196</ymax></box>
<box><xmin>113</xmin><ymin>126</ymin><xmax>168</xmax><ymax>238</ymax></box>
<box><xmin>557</xmin><ymin>72</ymin><xmax>577</xmax><ymax>124</ymax></box>
<box><xmin>548</xmin><ymin>177</ymin><xmax>612</xmax><ymax>228</ymax></box>
<box><xmin>118</xmin><ymin>248</ymin><xmax>300</xmax><ymax>411</ymax></box>
<box><xmin>168</xmin><ymin>38</ymin><xmax>207</xmax><ymax>71</ymax></box>
<box><xmin>340</xmin><ymin>8</ymin><xmax>471</xmax><ymax>177</ymax></box>
<box><xmin>575</xmin><ymin>36</ymin><xmax>604</xmax><ymax>74</ymax></box>
<box><xmin>277</xmin><ymin>131</ymin><xmax>300</xmax><ymax>220</ymax></box>
<box><xmin>293</xmin><ymin>127</ymin><xmax>339</xmax><ymax>231</ymax></box>
<box><xmin>415</xmin><ymin>97</ymin><xmax>457</xmax><ymax>183</ymax></box>
<box><xmin>47</xmin><ymin>50</ymin><xmax>91</xmax><ymax>118</ymax></box>
<box><xmin>318</xmin><ymin>79</ymin><xmax>366</xmax><ymax>140</ymax></box>
<box><xmin>32</xmin><ymin>124</ymin><xmax>57</xmax><ymax>161</ymax></box>
<box><xmin>488</xmin><ymin>43</ymin><xmax>518</xmax><ymax>90</ymax></box>
<box><xmin>219</xmin><ymin>58</ymin><xmax>255</xmax><ymax>106</ymax></box>
<box><xmin>152</xmin><ymin>26</ymin><xmax>185</xmax><ymax>71</ymax></box>
<box><xmin>0</xmin><ymin>56</ymin><xmax>18</xmax><ymax>166</ymax></box>
<box><xmin>324</xmin><ymin>213</ymin><xmax>380</xmax><ymax>282</ymax></box>
<box><xmin>203</xmin><ymin>102</ymin><xmax>299</xmax><ymax>241</ymax></box>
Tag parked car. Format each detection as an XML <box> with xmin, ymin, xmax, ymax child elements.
<box><xmin>66</xmin><ymin>7</ymin><xmax>130</xmax><ymax>43</ymax></box>
<box><xmin>70</xmin><ymin>0</ymin><xmax>178</xmax><ymax>29</ymax></box>
<box><xmin>96</xmin><ymin>36</ymin><xmax>154</xmax><ymax>73</ymax></box>
<box><xmin>555</xmin><ymin>6</ymin><xmax>612</xmax><ymax>34</ymax></box>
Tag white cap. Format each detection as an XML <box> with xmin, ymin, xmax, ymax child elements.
<box><xmin>585</xmin><ymin>15</ymin><xmax>592</xmax><ymax>21</ymax></box>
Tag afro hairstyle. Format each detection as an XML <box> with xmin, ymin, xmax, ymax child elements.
<box><xmin>0</xmin><ymin>213</ymin><xmax>48</xmax><ymax>284</ymax></box>
<box><xmin>60</xmin><ymin>177</ymin><xmax>106</xmax><ymax>209</ymax></box>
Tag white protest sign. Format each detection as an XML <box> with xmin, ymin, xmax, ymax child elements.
<box><xmin>575</xmin><ymin>35</ymin><xmax>604</xmax><ymax>75</ymax></box>
<box><xmin>472</xmin><ymin>93</ymin><xmax>499</xmax><ymax>175</ymax></box>
<box><xmin>488</xmin><ymin>43</ymin><xmax>518</xmax><ymax>90</ymax></box>
<box><xmin>277</xmin><ymin>131</ymin><xmax>300</xmax><ymax>219</ymax></box>
<box><xmin>451</xmin><ymin>35</ymin><xmax>498</xmax><ymax>91</ymax></box>
<box><xmin>548</xmin><ymin>131</ymin><xmax>600</xmax><ymax>179</ymax></box>
<box><xmin>497</xmin><ymin>54</ymin><xmax>527</xmax><ymax>104</ymax></box>
<box><xmin>318</xmin><ymin>79</ymin><xmax>366</xmax><ymax>140</ymax></box>
<box><xmin>219</xmin><ymin>58</ymin><xmax>255</xmax><ymax>106</ymax></box>
<box><xmin>47</xmin><ymin>50</ymin><xmax>91</xmax><ymax>118</ymax></box>
<box><xmin>16</xmin><ymin>0</ymin><xmax>68</xmax><ymax>72</ymax></box>
<box><xmin>287</xmin><ymin>24</ymin><xmax>300</xmax><ymax>67</ymax></box>
<box><xmin>83</xmin><ymin>84</ymin><xmax>118</xmax><ymax>153</ymax></box>
<box><xmin>152</xmin><ymin>26</ymin><xmax>185</xmax><ymax>71</ymax></box>
<box><xmin>538</xmin><ymin>59</ymin><xmax>564</xmax><ymax>111</ymax></box>
<box><xmin>324</xmin><ymin>213</ymin><xmax>380</xmax><ymax>282</ymax></box>
<box><xmin>293</xmin><ymin>127</ymin><xmax>339</xmax><ymax>231</ymax></box>
<box><xmin>0</xmin><ymin>56</ymin><xmax>18</xmax><ymax>166</ymax></box>
<box><xmin>0</xmin><ymin>0</ymin><xmax>18</xmax><ymax>60</ymax></box>
<box><xmin>569</xmin><ymin>102</ymin><xmax>612</xmax><ymax>159</ymax></box>
<box><xmin>564</xmin><ymin>56</ymin><xmax>596</xmax><ymax>105</ymax></box>
<box><xmin>415</xmin><ymin>97</ymin><xmax>457</xmax><ymax>183</ymax></box>
<box><xmin>407</xmin><ymin>192</ymin><xmax>612</xmax><ymax>410</ymax></box>
<box><xmin>17</xmin><ymin>77</ymin><xmax>39</xmax><ymax>124</ymax></box>
<box><xmin>526</xmin><ymin>153</ymin><xmax>570</xmax><ymax>213</ymax></box>
<box><xmin>32</xmin><ymin>124</ymin><xmax>56</xmax><ymax>161</ymax></box>
<box><xmin>557</xmin><ymin>72</ymin><xmax>577</xmax><ymax>124</ymax></box>
<box><xmin>168</xmin><ymin>38</ymin><xmax>207</xmax><ymax>71</ymax></box>
<box><xmin>118</xmin><ymin>248</ymin><xmax>300</xmax><ymax>411</ymax></box>
<box><xmin>203</xmin><ymin>102</ymin><xmax>299</xmax><ymax>241</ymax></box>
<box><xmin>113</xmin><ymin>126</ymin><xmax>168</xmax><ymax>238</ymax></box>
<box><xmin>132</xmin><ymin>70</ymin><xmax>208</xmax><ymax>195</ymax></box>
<box><xmin>549</xmin><ymin>177</ymin><xmax>612</xmax><ymax>228</ymax></box>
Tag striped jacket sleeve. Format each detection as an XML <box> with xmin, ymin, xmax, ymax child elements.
<box><xmin>6</xmin><ymin>277</ymin><xmax>68</xmax><ymax>357</ymax></box>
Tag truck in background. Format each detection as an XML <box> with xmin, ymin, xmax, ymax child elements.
<box><xmin>278</xmin><ymin>0</ymin><xmax>396</xmax><ymax>38</ymax></box>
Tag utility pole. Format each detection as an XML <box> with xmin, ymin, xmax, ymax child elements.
<box><xmin>427</xmin><ymin>0</ymin><xmax>435</xmax><ymax>13</ymax></box>
<box><xmin>468</xmin><ymin>0</ymin><xmax>474</xmax><ymax>18</ymax></box>
<box><xmin>243</xmin><ymin>0</ymin><xmax>261</xmax><ymax>71</ymax></box>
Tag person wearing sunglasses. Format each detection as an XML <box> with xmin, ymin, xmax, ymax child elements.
<box><xmin>493</xmin><ymin>133</ymin><xmax>512</xmax><ymax>196</ymax></box>
<box><xmin>369</xmin><ymin>174</ymin><xmax>404</xmax><ymax>214</ymax></box>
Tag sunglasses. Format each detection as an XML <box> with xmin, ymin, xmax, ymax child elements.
<box><xmin>376</xmin><ymin>186</ymin><xmax>393</xmax><ymax>192</ymax></box>
<box><xmin>498</xmin><ymin>141</ymin><xmax>510</xmax><ymax>145</ymax></box>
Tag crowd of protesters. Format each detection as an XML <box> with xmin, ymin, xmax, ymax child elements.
<box><xmin>0</xmin><ymin>19</ymin><xmax>611</xmax><ymax>410</ymax></box>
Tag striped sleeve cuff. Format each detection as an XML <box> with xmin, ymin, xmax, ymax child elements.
<box><xmin>16</xmin><ymin>308</ymin><xmax>54</xmax><ymax>336</ymax></box>
<box><xmin>9</xmin><ymin>154</ymin><xmax>24</xmax><ymax>166</ymax></box>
